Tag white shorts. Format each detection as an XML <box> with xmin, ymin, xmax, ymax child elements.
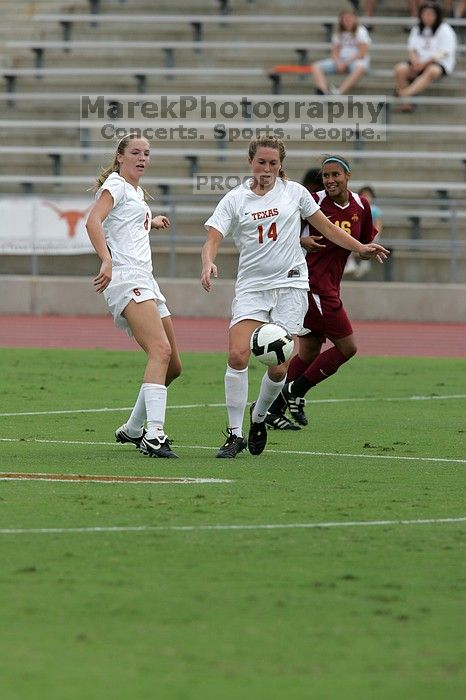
<box><xmin>230</xmin><ymin>287</ymin><xmax>308</xmax><ymax>335</ymax></box>
<box><xmin>104</xmin><ymin>267</ymin><xmax>170</xmax><ymax>336</ymax></box>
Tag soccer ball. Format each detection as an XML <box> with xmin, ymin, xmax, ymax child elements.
<box><xmin>250</xmin><ymin>323</ymin><xmax>294</xmax><ymax>366</ymax></box>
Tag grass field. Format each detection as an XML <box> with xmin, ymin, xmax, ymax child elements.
<box><xmin>1</xmin><ymin>347</ymin><xmax>465</xmax><ymax>700</ymax></box>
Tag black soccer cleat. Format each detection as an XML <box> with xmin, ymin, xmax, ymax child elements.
<box><xmin>265</xmin><ymin>412</ymin><xmax>301</xmax><ymax>431</ymax></box>
<box><xmin>248</xmin><ymin>402</ymin><xmax>268</xmax><ymax>456</ymax></box>
<box><xmin>115</xmin><ymin>424</ymin><xmax>146</xmax><ymax>448</ymax></box>
<box><xmin>216</xmin><ymin>431</ymin><xmax>247</xmax><ymax>459</ymax></box>
<box><xmin>282</xmin><ymin>384</ymin><xmax>308</xmax><ymax>426</ymax></box>
<box><xmin>139</xmin><ymin>435</ymin><xmax>178</xmax><ymax>458</ymax></box>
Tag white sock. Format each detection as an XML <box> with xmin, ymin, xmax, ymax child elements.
<box><xmin>224</xmin><ymin>365</ymin><xmax>248</xmax><ymax>437</ymax></box>
<box><xmin>125</xmin><ymin>385</ymin><xmax>146</xmax><ymax>436</ymax></box>
<box><xmin>143</xmin><ymin>383</ymin><xmax>167</xmax><ymax>440</ymax></box>
<box><xmin>252</xmin><ymin>372</ymin><xmax>286</xmax><ymax>423</ymax></box>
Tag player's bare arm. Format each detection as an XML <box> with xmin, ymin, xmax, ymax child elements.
<box><xmin>307</xmin><ymin>210</ymin><xmax>390</xmax><ymax>260</ymax></box>
<box><xmin>201</xmin><ymin>227</ymin><xmax>222</xmax><ymax>292</ymax></box>
<box><xmin>85</xmin><ymin>190</ymin><xmax>114</xmax><ymax>293</ymax></box>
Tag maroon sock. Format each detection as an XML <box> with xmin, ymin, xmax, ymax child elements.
<box><xmin>291</xmin><ymin>347</ymin><xmax>349</xmax><ymax>396</ymax></box>
<box><xmin>286</xmin><ymin>354</ymin><xmax>309</xmax><ymax>383</ymax></box>
<box><xmin>268</xmin><ymin>354</ymin><xmax>309</xmax><ymax>414</ymax></box>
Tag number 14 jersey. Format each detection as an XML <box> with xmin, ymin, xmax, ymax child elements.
<box><xmin>205</xmin><ymin>178</ymin><xmax>319</xmax><ymax>295</ymax></box>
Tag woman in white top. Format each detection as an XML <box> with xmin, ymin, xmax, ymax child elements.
<box><xmin>86</xmin><ymin>133</ymin><xmax>181</xmax><ymax>458</ymax></box>
<box><xmin>201</xmin><ymin>136</ymin><xmax>389</xmax><ymax>459</ymax></box>
<box><xmin>311</xmin><ymin>8</ymin><xmax>371</xmax><ymax>95</ymax></box>
<box><xmin>394</xmin><ymin>1</ymin><xmax>457</xmax><ymax>111</ymax></box>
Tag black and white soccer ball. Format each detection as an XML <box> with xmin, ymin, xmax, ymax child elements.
<box><xmin>250</xmin><ymin>323</ymin><xmax>294</xmax><ymax>367</ymax></box>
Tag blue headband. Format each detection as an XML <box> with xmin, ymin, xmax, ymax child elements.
<box><xmin>322</xmin><ymin>157</ymin><xmax>351</xmax><ymax>173</ymax></box>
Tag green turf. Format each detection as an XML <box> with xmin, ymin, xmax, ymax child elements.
<box><xmin>0</xmin><ymin>348</ymin><xmax>465</xmax><ymax>700</ymax></box>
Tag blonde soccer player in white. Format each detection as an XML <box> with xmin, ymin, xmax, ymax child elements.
<box><xmin>201</xmin><ymin>136</ymin><xmax>389</xmax><ymax>458</ymax></box>
<box><xmin>86</xmin><ymin>133</ymin><xmax>181</xmax><ymax>458</ymax></box>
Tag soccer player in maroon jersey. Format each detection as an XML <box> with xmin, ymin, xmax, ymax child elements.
<box><xmin>266</xmin><ymin>154</ymin><xmax>386</xmax><ymax>430</ymax></box>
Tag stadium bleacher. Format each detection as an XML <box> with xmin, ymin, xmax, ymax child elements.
<box><xmin>0</xmin><ymin>0</ymin><xmax>465</xmax><ymax>284</ymax></box>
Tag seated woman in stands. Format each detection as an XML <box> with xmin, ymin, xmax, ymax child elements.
<box><xmin>311</xmin><ymin>8</ymin><xmax>371</xmax><ymax>95</ymax></box>
<box><xmin>393</xmin><ymin>1</ymin><xmax>457</xmax><ymax>112</ymax></box>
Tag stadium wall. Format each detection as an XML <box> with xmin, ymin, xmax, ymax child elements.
<box><xmin>0</xmin><ymin>276</ymin><xmax>465</xmax><ymax>323</ymax></box>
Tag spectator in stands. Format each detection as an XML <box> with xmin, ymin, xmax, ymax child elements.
<box><xmin>344</xmin><ymin>184</ymin><xmax>383</xmax><ymax>278</ymax></box>
<box><xmin>393</xmin><ymin>1</ymin><xmax>457</xmax><ymax>112</ymax></box>
<box><xmin>86</xmin><ymin>133</ymin><xmax>181</xmax><ymax>459</ymax></box>
<box><xmin>266</xmin><ymin>155</ymin><xmax>386</xmax><ymax>431</ymax></box>
<box><xmin>311</xmin><ymin>8</ymin><xmax>371</xmax><ymax>95</ymax></box>
<box><xmin>200</xmin><ymin>138</ymin><xmax>389</xmax><ymax>455</ymax></box>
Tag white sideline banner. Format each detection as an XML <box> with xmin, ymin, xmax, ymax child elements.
<box><xmin>0</xmin><ymin>197</ymin><xmax>95</xmax><ymax>254</ymax></box>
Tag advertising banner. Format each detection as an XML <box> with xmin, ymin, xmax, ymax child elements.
<box><xmin>0</xmin><ymin>197</ymin><xmax>94</xmax><ymax>254</ymax></box>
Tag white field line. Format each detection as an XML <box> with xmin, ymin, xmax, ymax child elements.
<box><xmin>1</xmin><ymin>516</ymin><xmax>465</xmax><ymax>536</ymax></box>
<box><xmin>0</xmin><ymin>473</ymin><xmax>231</xmax><ymax>485</ymax></box>
<box><xmin>0</xmin><ymin>437</ymin><xmax>464</xmax><ymax>464</ymax></box>
<box><xmin>0</xmin><ymin>403</ymin><xmax>222</xmax><ymax>417</ymax></box>
<box><xmin>0</xmin><ymin>393</ymin><xmax>465</xmax><ymax>417</ymax></box>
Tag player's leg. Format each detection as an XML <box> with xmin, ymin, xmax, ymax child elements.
<box><xmin>289</xmin><ymin>333</ymin><xmax>355</xmax><ymax>396</ymax></box>
<box><xmin>248</xmin><ymin>348</ymin><xmax>296</xmax><ymax>454</ymax></box>
<box><xmin>284</xmin><ymin>333</ymin><xmax>355</xmax><ymax>411</ymax></box>
<box><xmin>225</xmin><ymin>317</ymin><xmax>257</xmax><ymax>433</ymax></box>
<box><xmin>123</xmin><ymin>299</ymin><xmax>177</xmax><ymax>458</ymax></box>
<box><xmin>267</xmin><ymin>291</ymin><xmax>323</xmax><ymax>428</ymax></box>
<box><xmin>252</xmin><ymin>288</ymin><xmax>307</xmax><ymax>441</ymax></box>
<box><xmin>282</xmin><ymin>297</ymin><xmax>354</xmax><ymax>421</ymax></box>
<box><xmin>115</xmin><ymin>383</ymin><xmax>147</xmax><ymax>447</ymax></box>
<box><xmin>280</xmin><ymin>333</ymin><xmax>324</xmax><ymax>426</ymax></box>
<box><xmin>162</xmin><ymin>314</ymin><xmax>182</xmax><ymax>386</ymax></box>
<box><xmin>247</xmin><ymin>349</ymin><xmax>294</xmax><ymax>449</ymax></box>
<box><xmin>109</xmin><ymin>286</ymin><xmax>159</xmax><ymax>448</ymax></box>
<box><xmin>266</xmin><ymin>333</ymin><xmax>322</xmax><ymax>429</ymax></box>
<box><xmin>218</xmin><ymin>287</ymin><xmax>280</xmax><ymax>458</ymax></box>
<box><xmin>217</xmin><ymin>318</ymin><xmax>258</xmax><ymax>458</ymax></box>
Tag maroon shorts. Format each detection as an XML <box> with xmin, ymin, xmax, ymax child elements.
<box><xmin>301</xmin><ymin>291</ymin><xmax>353</xmax><ymax>343</ymax></box>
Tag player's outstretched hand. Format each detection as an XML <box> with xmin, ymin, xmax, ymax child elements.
<box><xmin>93</xmin><ymin>260</ymin><xmax>112</xmax><ymax>293</ymax></box>
<box><xmin>300</xmin><ymin>235</ymin><xmax>326</xmax><ymax>253</ymax></box>
<box><xmin>201</xmin><ymin>263</ymin><xmax>218</xmax><ymax>292</ymax></box>
<box><xmin>360</xmin><ymin>243</ymin><xmax>390</xmax><ymax>263</ymax></box>
<box><xmin>152</xmin><ymin>215</ymin><xmax>170</xmax><ymax>230</ymax></box>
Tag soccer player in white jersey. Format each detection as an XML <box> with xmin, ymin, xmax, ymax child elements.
<box><xmin>201</xmin><ymin>136</ymin><xmax>389</xmax><ymax>458</ymax></box>
<box><xmin>86</xmin><ymin>133</ymin><xmax>181</xmax><ymax>458</ymax></box>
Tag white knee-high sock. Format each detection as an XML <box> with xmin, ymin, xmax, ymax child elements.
<box><xmin>252</xmin><ymin>372</ymin><xmax>286</xmax><ymax>423</ymax></box>
<box><xmin>143</xmin><ymin>383</ymin><xmax>167</xmax><ymax>439</ymax></box>
<box><xmin>125</xmin><ymin>385</ymin><xmax>146</xmax><ymax>435</ymax></box>
<box><xmin>224</xmin><ymin>365</ymin><xmax>248</xmax><ymax>437</ymax></box>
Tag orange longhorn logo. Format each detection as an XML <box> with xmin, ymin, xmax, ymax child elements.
<box><xmin>42</xmin><ymin>201</ymin><xmax>91</xmax><ymax>238</ymax></box>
